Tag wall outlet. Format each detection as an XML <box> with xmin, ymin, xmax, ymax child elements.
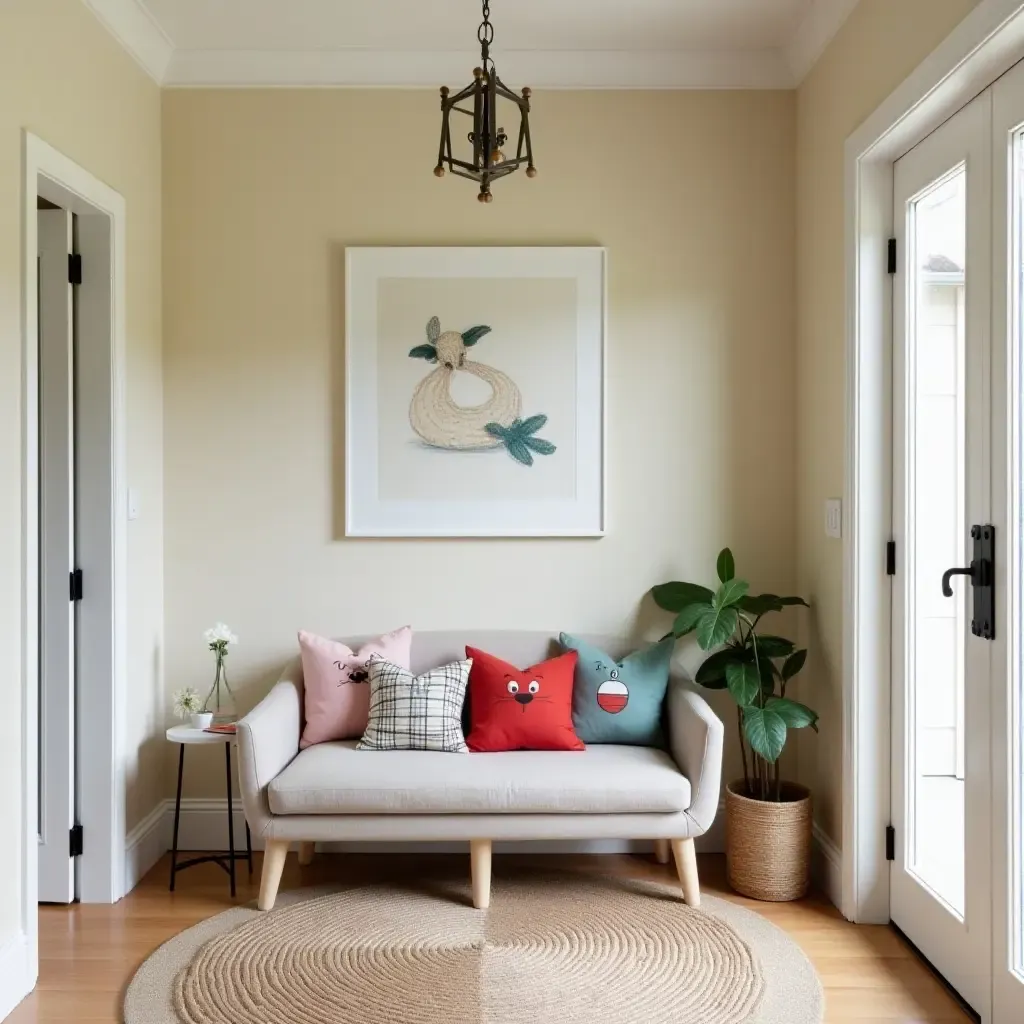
<box><xmin>825</xmin><ymin>498</ymin><xmax>842</xmax><ymax>539</ymax></box>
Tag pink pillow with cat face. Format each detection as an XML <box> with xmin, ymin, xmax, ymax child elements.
<box><xmin>298</xmin><ymin>627</ymin><xmax>412</xmax><ymax>747</ymax></box>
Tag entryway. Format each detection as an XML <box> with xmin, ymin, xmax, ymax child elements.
<box><xmin>890</xmin><ymin>57</ymin><xmax>1024</xmax><ymax>1023</ymax></box>
<box><xmin>23</xmin><ymin>131</ymin><xmax>131</xmax><ymax>939</ymax></box>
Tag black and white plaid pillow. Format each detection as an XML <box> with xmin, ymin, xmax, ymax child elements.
<box><xmin>357</xmin><ymin>655</ymin><xmax>472</xmax><ymax>752</ymax></box>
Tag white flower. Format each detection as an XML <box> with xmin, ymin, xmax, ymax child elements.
<box><xmin>204</xmin><ymin>623</ymin><xmax>238</xmax><ymax>645</ymax></box>
<box><xmin>172</xmin><ymin>687</ymin><xmax>203</xmax><ymax>720</ymax></box>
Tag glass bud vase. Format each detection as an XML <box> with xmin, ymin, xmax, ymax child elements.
<box><xmin>203</xmin><ymin>651</ymin><xmax>238</xmax><ymax>725</ymax></box>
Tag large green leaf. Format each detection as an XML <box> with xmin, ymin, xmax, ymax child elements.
<box><xmin>739</xmin><ymin>593</ymin><xmax>785</xmax><ymax>616</ymax></box>
<box><xmin>725</xmin><ymin>662</ymin><xmax>761</xmax><ymax>706</ymax></box>
<box><xmin>777</xmin><ymin>596</ymin><xmax>810</xmax><ymax>608</ymax></box>
<box><xmin>694</xmin><ymin>647</ymin><xmax>745</xmax><ymax>686</ymax></box>
<box><xmin>766</xmin><ymin>696</ymin><xmax>819</xmax><ymax>731</ymax></box>
<box><xmin>673</xmin><ymin>603</ymin><xmax>710</xmax><ymax>638</ymax></box>
<box><xmin>743</xmin><ymin>705</ymin><xmax>788</xmax><ymax>763</ymax></box>
<box><xmin>717</xmin><ymin>548</ymin><xmax>736</xmax><ymax>583</ymax></box>
<box><xmin>782</xmin><ymin>649</ymin><xmax>807</xmax><ymax>681</ymax></box>
<box><xmin>462</xmin><ymin>325</ymin><xmax>492</xmax><ymax>347</ymax></box>
<box><xmin>651</xmin><ymin>582</ymin><xmax>715</xmax><ymax>613</ymax></box>
<box><xmin>714</xmin><ymin>579</ymin><xmax>749</xmax><ymax>610</ymax></box>
<box><xmin>757</xmin><ymin>655</ymin><xmax>778</xmax><ymax>695</ymax></box>
<box><xmin>408</xmin><ymin>344</ymin><xmax>438</xmax><ymax>361</ymax></box>
<box><xmin>752</xmin><ymin>634</ymin><xmax>795</xmax><ymax>658</ymax></box>
<box><xmin>697</xmin><ymin>606</ymin><xmax>739</xmax><ymax>650</ymax></box>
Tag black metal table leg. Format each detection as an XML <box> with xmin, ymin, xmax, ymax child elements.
<box><xmin>225</xmin><ymin>742</ymin><xmax>236</xmax><ymax>898</ymax></box>
<box><xmin>170</xmin><ymin>743</ymin><xmax>185</xmax><ymax>892</ymax></box>
<box><xmin>246</xmin><ymin>822</ymin><xmax>253</xmax><ymax>874</ymax></box>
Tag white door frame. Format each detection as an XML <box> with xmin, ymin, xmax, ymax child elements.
<box><xmin>844</xmin><ymin>0</ymin><xmax>1024</xmax><ymax>924</ymax></box>
<box><xmin>20</xmin><ymin>131</ymin><xmax>129</xmax><ymax>974</ymax></box>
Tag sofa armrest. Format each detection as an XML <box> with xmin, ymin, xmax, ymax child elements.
<box><xmin>667</xmin><ymin>677</ymin><xmax>724</xmax><ymax>834</ymax></box>
<box><xmin>236</xmin><ymin>657</ymin><xmax>303</xmax><ymax>836</ymax></box>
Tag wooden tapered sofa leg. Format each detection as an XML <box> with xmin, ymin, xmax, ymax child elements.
<box><xmin>653</xmin><ymin>838</ymin><xmax>671</xmax><ymax>865</ymax></box>
<box><xmin>671</xmin><ymin>837</ymin><xmax>701</xmax><ymax>908</ymax></box>
<box><xmin>470</xmin><ymin>839</ymin><xmax>492</xmax><ymax>910</ymax></box>
<box><xmin>258</xmin><ymin>838</ymin><xmax>290</xmax><ymax>911</ymax></box>
<box><xmin>297</xmin><ymin>841</ymin><xmax>316</xmax><ymax>866</ymax></box>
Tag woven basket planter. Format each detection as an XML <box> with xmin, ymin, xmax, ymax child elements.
<box><xmin>725</xmin><ymin>779</ymin><xmax>812</xmax><ymax>902</ymax></box>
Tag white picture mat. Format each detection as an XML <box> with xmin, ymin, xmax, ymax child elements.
<box><xmin>345</xmin><ymin>247</ymin><xmax>606</xmax><ymax>537</ymax></box>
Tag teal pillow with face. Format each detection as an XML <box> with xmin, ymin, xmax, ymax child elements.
<box><xmin>559</xmin><ymin>634</ymin><xmax>674</xmax><ymax>746</ymax></box>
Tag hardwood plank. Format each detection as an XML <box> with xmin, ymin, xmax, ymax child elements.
<box><xmin>6</xmin><ymin>853</ymin><xmax>972</xmax><ymax>1023</ymax></box>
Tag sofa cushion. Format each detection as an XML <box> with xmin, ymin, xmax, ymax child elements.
<box><xmin>267</xmin><ymin>743</ymin><xmax>690</xmax><ymax>815</ymax></box>
<box><xmin>465</xmin><ymin>647</ymin><xmax>584</xmax><ymax>753</ymax></box>
<box><xmin>561</xmin><ymin>633</ymin><xmax>674</xmax><ymax>747</ymax></box>
<box><xmin>298</xmin><ymin>627</ymin><xmax>412</xmax><ymax>747</ymax></box>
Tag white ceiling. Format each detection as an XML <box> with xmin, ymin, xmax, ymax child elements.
<box><xmin>82</xmin><ymin>0</ymin><xmax>860</xmax><ymax>88</ymax></box>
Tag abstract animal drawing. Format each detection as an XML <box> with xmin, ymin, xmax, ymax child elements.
<box><xmin>408</xmin><ymin>316</ymin><xmax>557</xmax><ymax>466</ymax></box>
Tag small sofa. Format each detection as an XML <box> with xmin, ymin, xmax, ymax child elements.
<box><xmin>236</xmin><ymin>631</ymin><xmax>724</xmax><ymax>912</ymax></box>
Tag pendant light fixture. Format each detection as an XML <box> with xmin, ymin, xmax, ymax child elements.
<box><xmin>434</xmin><ymin>0</ymin><xmax>536</xmax><ymax>203</ymax></box>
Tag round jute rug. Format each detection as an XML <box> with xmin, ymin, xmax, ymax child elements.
<box><xmin>125</xmin><ymin>872</ymin><xmax>823</xmax><ymax>1024</ymax></box>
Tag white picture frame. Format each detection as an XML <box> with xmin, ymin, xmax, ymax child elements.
<box><xmin>345</xmin><ymin>246</ymin><xmax>606</xmax><ymax>537</ymax></box>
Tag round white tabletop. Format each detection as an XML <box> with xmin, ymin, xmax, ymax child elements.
<box><xmin>166</xmin><ymin>725</ymin><xmax>236</xmax><ymax>745</ymax></box>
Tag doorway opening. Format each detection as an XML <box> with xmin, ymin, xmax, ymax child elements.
<box><xmin>20</xmin><ymin>132</ymin><xmax>130</xmax><ymax>994</ymax></box>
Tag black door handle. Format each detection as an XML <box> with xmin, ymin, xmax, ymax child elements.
<box><xmin>939</xmin><ymin>525</ymin><xmax>995</xmax><ymax>639</ymax></box>
<box><xmin>941</xmin><ymin>565</ymin><xmax>974</xmax><ymax>597</ymax></box>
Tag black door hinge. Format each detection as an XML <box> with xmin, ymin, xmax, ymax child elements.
<box><xmin>885</xmin><ymin>825</ymin><xmax>895</xmax><ymax>861</ymax></box>
<box><xmin>887</xmin><ymin>238</ymin><xmax>897</xmax><ymax>275</ymax></box>
<box><xmin>886</xmin><ymin>541</ymin><xmax>896</xmax><ymax>576</ymax></box>
<box><xmin>69</xmin><ymin>824</ymin><xmax>83</xmax><ymax>858</ymax></box>
<box><xmin>68</xmin><ymin>253</ymin><xmax>82</xmax><ymax>286</ymax></box>
<box><xmin>69</xmin><ymin>568</ymin><xmax>83</xmax><ymax>602</ymax></box>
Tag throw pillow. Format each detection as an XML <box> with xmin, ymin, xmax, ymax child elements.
<box><xmin>358</xmin><ymin>655</ymin><xmax>472</xmax><ymax>752</ymax></box>
<box><xmin>464</xmin><ymin>647</ymin><xmax>584</xmax><ymax>752</ymax></box>
<box><xmin>298</xmin><ymin>627</ymin><xmax>412</xmax><ymax>748</ymax></box>
<box><xmin>560</xmin><ymin>634</ymin><xmax>674</xmax><ymax>746</ymax></box>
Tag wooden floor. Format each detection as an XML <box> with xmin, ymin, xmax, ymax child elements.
<box><xmin>10</xmin><ymin>851</ymin><xmax>971</xmax><ymax>1023</ymax></box>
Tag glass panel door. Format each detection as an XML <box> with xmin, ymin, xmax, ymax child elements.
<box><xmin>891</xmin><ymin>88</ymin><xmax>992</xmax><ymax>1018</ymax></box>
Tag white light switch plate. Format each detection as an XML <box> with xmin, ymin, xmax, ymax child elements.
<box><xmin>825</xmin><ymin>498</ymin><xmax>842</xmax><ymax>539</ymax></box>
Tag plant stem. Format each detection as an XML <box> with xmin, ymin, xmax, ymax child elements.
<box><xmin>737</xmin><ymin>707</ymin><xmax>750</xmax><ymax>795</ymax></box>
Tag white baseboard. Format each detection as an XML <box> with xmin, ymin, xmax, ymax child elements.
<box><xmin>123</xmin><ymin>797</ymin><xmax>729</xmax><ymax>891</ymax></box>
<box><xmin>0</xmin><ymin>931</ymin><xmax>32</xmax><ymax>1021</ymax></box>
<box><xmin>811</xmin><ymin>820</ymin><xmax>842</xmax><ymax>908</ymax></box>
<box><xmin>124</xmin><ymin>800</ymin><xmax>171</xmax><ymax>894</ymax></box>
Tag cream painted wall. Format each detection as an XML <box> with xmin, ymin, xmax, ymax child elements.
<box><xmin>0</xmin><ymin>0</ymin><xmax>163</xmax><ymax>935</ymax></box>
<box><xmin>162</xmin><ymin>89</ymin><xmax>797</xmax><ymax>799</ymax></box>
<box><xmin>795</xmin><ymin>0</ymin><xmax>980</xmax><ymax>844</ymax></box>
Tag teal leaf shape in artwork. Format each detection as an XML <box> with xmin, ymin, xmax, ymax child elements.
<box><xmin>461</xmin><ymin>325</ymin><xmax>492</xmax><ymax>347</ymax></box>
<box><xmin>485</xmin><ymin>414</ymin><xmax>557</xmax><ymax>467</ymax></box>
<box><xmin>408</xmin><ymin>344</ymin><xmax>438</xmax><ymax>361</ymax></box>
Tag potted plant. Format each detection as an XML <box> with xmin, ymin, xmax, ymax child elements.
<box><xmin>652</xmin><ymin>549</ymin><xmax>819</xmax><ymax>901</ymax></box>
<box><xmin>173</xmin><ymin>687</ymin><xmax>212</xmax><ymax>731</ymax></box>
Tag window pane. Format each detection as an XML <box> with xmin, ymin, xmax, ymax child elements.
<box><xmin>907</xmin><ymin>167</ymin><xmax>967</xmax><ymax>915</ymax></box>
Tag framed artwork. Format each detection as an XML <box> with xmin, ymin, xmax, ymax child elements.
<box><xmin>345</xmin><ymin>246</ymin><xmax>606</xmax><ymax>537</ymax></box>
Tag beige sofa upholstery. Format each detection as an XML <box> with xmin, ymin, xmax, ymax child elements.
<box><xmin>236</xmin><ymin>632</ymin><xmax>724</xmax><ymax>912</ymax></box>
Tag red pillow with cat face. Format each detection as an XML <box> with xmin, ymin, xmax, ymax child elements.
<box><xmin>465</xmin><ymin>647</ymin><xmax>584</xmax><ymax>752</ymax></box>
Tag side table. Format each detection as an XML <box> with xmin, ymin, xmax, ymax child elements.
<box><xmin>166</xmin><ymin>725</ymin><xmax>253</xmax><ymax>897</ymax></box>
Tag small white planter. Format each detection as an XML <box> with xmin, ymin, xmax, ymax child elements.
<box><xmin>190</xmin><ymin>712</ymin><xmax>214</xmax><ymax>731</ymax></box>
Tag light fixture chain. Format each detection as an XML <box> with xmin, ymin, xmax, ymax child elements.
<box><xmin>478</xmin><ymin>0</ymin><xmax>494</xmax><ymax>72</ymax></box>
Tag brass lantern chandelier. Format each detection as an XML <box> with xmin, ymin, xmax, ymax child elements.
<box><xmin>434</xmin><ymin>0</ymin><xmax>536</xmax><ymax>202</ymax></box>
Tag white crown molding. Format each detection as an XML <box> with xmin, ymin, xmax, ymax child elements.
<box><xmin>785</xmin><ymin>0</ymin><xmax>861</xmax><ymax>84</ymax></box>
<box><xmin>81</xmin><ymin>0</ymin><xmax>174</xmax><ymax>83</ymax></box>
<box><xmin>163</xmin><ymin>47</ymin><xmax>795</xmax><ymax>90</ymax></box>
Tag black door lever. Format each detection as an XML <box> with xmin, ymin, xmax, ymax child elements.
<box><xmin>940</xmin><ymin>525</ymin><xmax>995</xmax><ymax>639</ymax></box>
<box><xmin>941</xmin><ymin>565</ymin><xmax>974</xmax><ymax>597</ymax></box>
